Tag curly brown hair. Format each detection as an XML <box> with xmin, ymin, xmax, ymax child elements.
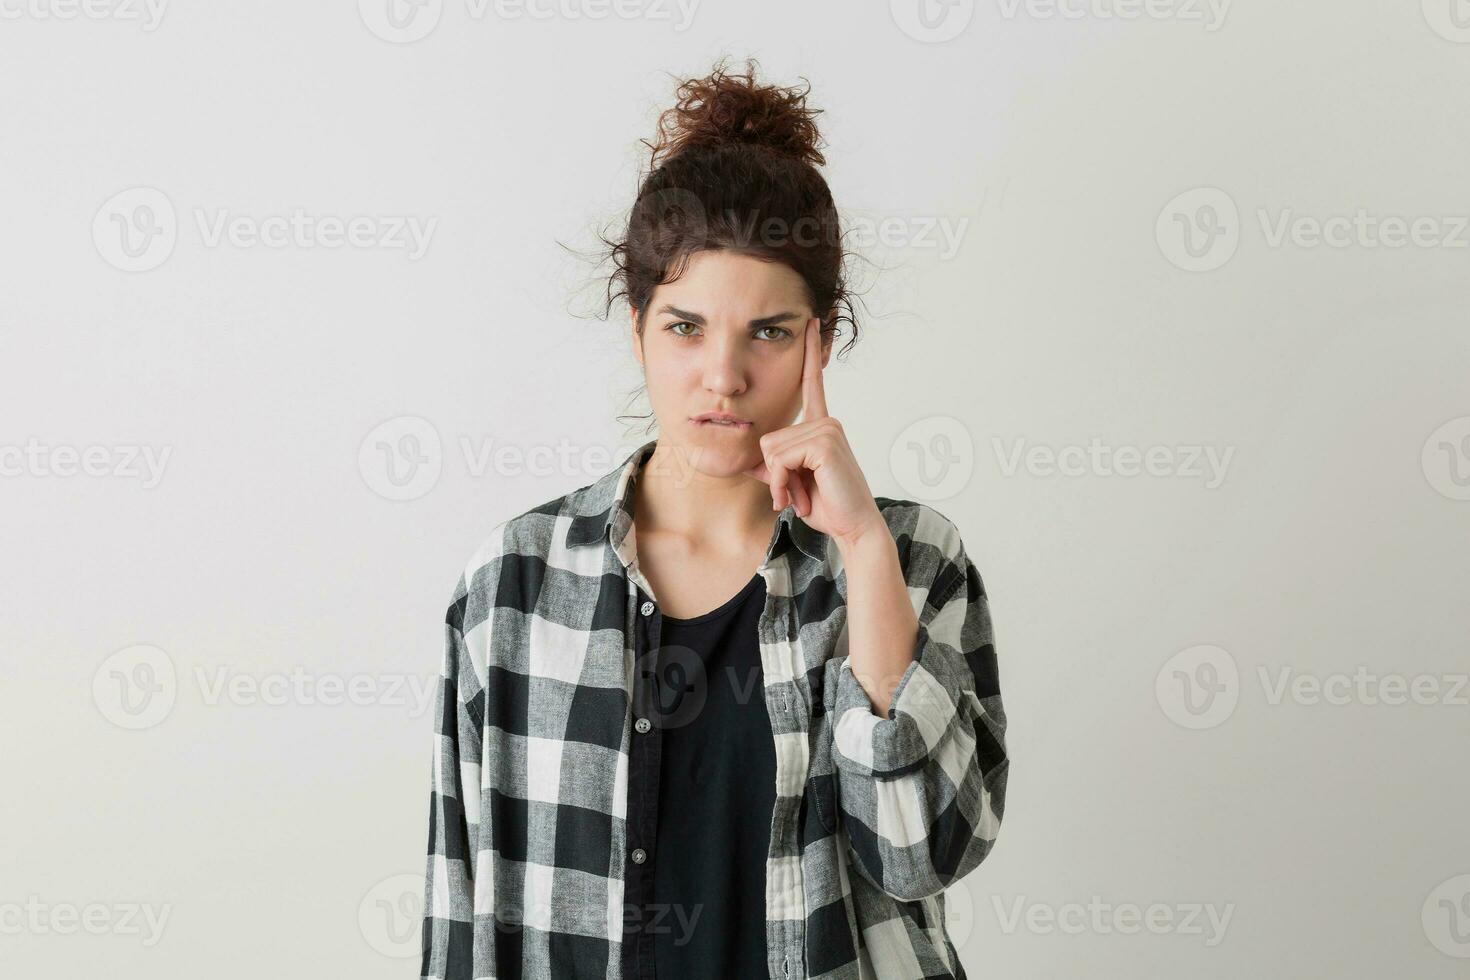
<box><xmin>597</xmin><ymin>57</ymin><xmax>860</xmax><ymax>365</ymax></box>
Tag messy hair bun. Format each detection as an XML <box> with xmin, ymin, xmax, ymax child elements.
<box><xmin>599</xmin><ymin>56</ymin><xmax>858</xmax><ymax>423</ymax></box>
<box><xmin>646</xmin><ymin>58</ymin><xmax>828</xmax><ymax>170</ymax></box>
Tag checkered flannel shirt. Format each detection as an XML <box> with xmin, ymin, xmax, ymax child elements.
<box><xmin>421</xmin><ymin>437</ymin><xmax>1008</xmax><ymax>979</ymax></box>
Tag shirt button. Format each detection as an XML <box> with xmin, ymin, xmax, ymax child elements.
<box><xmin>631</xmin><ymin>847</ymin><xmax>647</xmax><ymax>864</ymax></box>
<box><xmin>640</xmin><ymin>600</ymin><xmax>655</xmax><ymax>616</ymax></box>
<box><xmin>634</xmin><ymin>717</ymin><xmax>651</xmax><ymax>734</ymax></box>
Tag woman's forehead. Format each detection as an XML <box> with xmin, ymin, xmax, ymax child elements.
<box><xmin>648</xmin><ymin>251</ymin><xmax>811</xmax><ymax>311</ymax></box>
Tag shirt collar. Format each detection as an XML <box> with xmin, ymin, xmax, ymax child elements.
<box><xmin>564</xmin><ymin>436</ymin><xmax>827</xmax><ymax>564</ymax></box>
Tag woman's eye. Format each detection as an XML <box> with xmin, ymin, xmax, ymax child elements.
<box><xmin>664</xmin><ymin>322</ymin><xmax>791</xmax><ymax>341</ymax></box>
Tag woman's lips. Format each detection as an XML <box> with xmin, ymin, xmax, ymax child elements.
<box><xmin>692</xmin><ymin>417</ymin><xmax>752</xmax><ymax>430</ymax></box>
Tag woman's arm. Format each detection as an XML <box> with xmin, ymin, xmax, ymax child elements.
<box><xmin>838</xmin><ymin>517</ymin><xmax>922</xmax><ymax>717</ymax></box>
<box><xmin>827</xmin><ymin>503</ymin><xmax>1009</xmax><ymax>903</ymax></box>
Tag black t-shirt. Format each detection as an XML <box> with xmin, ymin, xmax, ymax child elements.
<box><xmin>650</xmin><ymin>570</ymin><xmax>777</xmax><ymax>979</ymax></box>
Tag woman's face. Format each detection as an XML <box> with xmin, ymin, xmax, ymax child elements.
<box><xmin>631</xmin><ymin>248</ymin><xmax>830</xmax><ymax>478</ymax></box>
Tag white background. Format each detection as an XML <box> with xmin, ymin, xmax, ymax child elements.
<box><xmin>3</xmin><ymin>0</ymin><xmax>1468</xmax><ymax>976</ymax></box>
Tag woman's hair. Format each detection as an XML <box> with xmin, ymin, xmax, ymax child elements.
<box><xmin>599</xmin><ymin>57</ymin><xmax>859</xmax><ymax>363</ymax></box>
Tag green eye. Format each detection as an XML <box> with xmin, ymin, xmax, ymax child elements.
<box><xmin>664</xmin><ymin>322</ymin><xmax>792</xmax><ymax>341</ymax></box>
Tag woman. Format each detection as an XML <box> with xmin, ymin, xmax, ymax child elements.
<box><xmin>421</xmin><ymin>58</ymin><xmax>1008</xmax><ymax>980</ymax></box>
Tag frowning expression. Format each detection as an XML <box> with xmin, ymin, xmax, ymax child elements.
<box><xmin>631</xmin><ymin>248</ymin><xmax>830</xmax><ymax>475</ymax></box>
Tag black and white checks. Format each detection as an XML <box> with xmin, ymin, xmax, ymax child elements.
<box><xmin>421</xmin><ymin>437</ymin><xmax>1008</xmax><ymax>979</ymax></box>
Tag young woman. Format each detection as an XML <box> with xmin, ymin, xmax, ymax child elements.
<box><xmin>421</xmin><ymin>58</ymin><xmax>1008</xmax><ymax>980</ymax></box>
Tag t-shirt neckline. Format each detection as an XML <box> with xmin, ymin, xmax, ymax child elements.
<box><xmin>659</xmin><ymin>571</ymin><xmax>765</xmax><ymax>627</ymax></box>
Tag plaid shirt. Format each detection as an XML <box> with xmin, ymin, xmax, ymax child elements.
<box><xmin>421</xmin><ymin>437</ymin><xmax>1008</xmax><ymax>980</ymax></box>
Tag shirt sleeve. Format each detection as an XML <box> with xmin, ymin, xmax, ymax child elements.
<box><xmin>827</xmin><ymin>506</ymin><xmax>1008</xmax><ymax>903</ymax></box>
<box><xmin>420</xmin><ymin>585</ymin><xmax>482</xmax><ymax>979</ymax></box>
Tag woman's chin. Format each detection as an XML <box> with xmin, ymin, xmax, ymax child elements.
<box><xmin>681</xmin><ymin>433</ymin><xmax>763</xmax><ymax>473</ymax></box>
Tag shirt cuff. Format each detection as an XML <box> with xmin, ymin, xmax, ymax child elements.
<box><xmin>830</xmin><ymin>622</ymin><xmax>962</xmax><ymax>780</ymax></box>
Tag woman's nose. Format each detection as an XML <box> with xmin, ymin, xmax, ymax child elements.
<box><xmin>700</xmin><ymin>337</ymin><xmax>747</xmax><ymax>395</ymax></box>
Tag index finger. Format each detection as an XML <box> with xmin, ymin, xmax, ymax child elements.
<box><xmin>801</xmin><ymin>316</ymin><xmax>828</xmax><ymax>421</ymax></box>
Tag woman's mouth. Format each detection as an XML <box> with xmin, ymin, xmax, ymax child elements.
<box><xmin>692</xmin><ymin>414</ymin><xmax>752</xmax><ymax>430</ymax></box>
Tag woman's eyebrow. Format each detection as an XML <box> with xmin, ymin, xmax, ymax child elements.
<box><xmin>657</xmin><ymin>305</ymin><xmax>804</xmax><ymax>329</ymax></box>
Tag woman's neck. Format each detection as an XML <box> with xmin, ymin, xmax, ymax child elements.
<box><xmin>633</xmin><ymin>439</ymin><xmax>778</xmax><ymax>553</ymax></box>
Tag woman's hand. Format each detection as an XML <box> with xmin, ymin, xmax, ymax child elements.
<box><xmin>741</xmin><ymin>317</ymin><xmax>887</xmax><ymax>553</ymax></box>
